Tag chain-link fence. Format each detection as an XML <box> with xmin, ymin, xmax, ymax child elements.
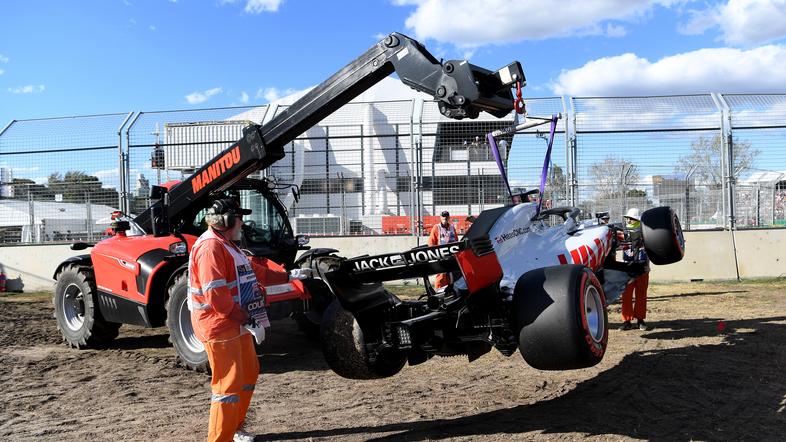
<box><xmin>0</xmin><ymin>113</ymin><xmax>131</xmax><ymax>244</ymax></box>
<box><xmin>2</xmin><ymin>93</ymin><xmax>784</xmax><ymax>244</ymax></box>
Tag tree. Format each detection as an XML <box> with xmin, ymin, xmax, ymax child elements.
<box><xmin>677</xmin><ymin>135</ymin><xmax>758</xmax><ymax>187</ymax></box>
<box><xmin>588</xmin><ymin>155</ymin><xmax>641</xmax><ymax>200</ymax></box>
<box><xmin>8</xmin><ymin>178</ymin><xmax>52</xmax><ymax>200</ymax></box>
<box><xmin>47</xmin><ymin>171</ymin><xmax>119</xmax><ymax>205</ymax></box>
<box><xmin>546</xmin><ymin>164</ymin><xmax>568</xmax><ymax>203</ymax></box>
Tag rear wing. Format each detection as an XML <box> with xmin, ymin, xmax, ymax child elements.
<box><xmin>325</xmin><ymin>236</ymin><xmax>501</xmax><ymax>315</ymax></box>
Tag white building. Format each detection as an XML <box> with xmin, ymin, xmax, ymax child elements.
<box><xmin>160</xmin><ymin>77</ymin><xmax>520</xmax><ymax>235</ymax></box>
<box><xmin>0</xmin><ymin>199</ymin><xmax>117</xmax><ymax>243</ymax></box>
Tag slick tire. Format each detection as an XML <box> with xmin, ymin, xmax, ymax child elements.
<box><xmin>53</xmin><ymin>264</ymin><xmax>120</xmax><ymax>348</ymax></box>
<box><xmin>165</xmin><ymin>273</ymin><xmax>210</xmax><ymax>373</ymax></box>
<box><xmin>515</xmin><ymin>265</ymin><xmax>608</xmax><ymax>370</ymax></box>
<box><xmin>320</xmin><ymin>300</ymin><xmax>406</xmax><ymax>380</ymax></box>
<box><xmin>641</xmin><ymin>206</ymin><xmax>685</xmax><ymax>265</ymax></box>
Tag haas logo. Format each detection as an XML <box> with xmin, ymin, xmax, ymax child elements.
<box><xmin>557</xmin><ymin>230</ymin><xmax>614</xmax><ymax>271</ymax></box>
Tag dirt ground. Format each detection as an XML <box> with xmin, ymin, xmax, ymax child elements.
<box><xmin>1</xmin><ymin>280</ymin><xmax>785</xmax><ymax>442</ymax></box>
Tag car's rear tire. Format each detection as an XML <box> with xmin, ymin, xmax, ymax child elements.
<box><xmin>320</xmin><ymin>300</ymin><xmax>406</xmax><ymax>379</ymax></box>
<box><xmin>641</xmin><ymin>206</ymin><xmax>685</xmax><ymax>265</ymax></box>
<box><xmin>166</xmin><ymin>273</ymin><xmax>210</xmax><ymax>373</ymax></box>
<box><xmin>514</xmin><ymin>265</ymin><xmax>608</xmax><ymax>370</ymax></box>
<box><xmin>53</xmin><ymin>264</ymin><xmax>120</xmax><ymax>348</ymax></box>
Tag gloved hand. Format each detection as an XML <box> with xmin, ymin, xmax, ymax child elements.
<box><xmin>289</xmin><ymin>268</ymin><xmax>315</xmax><ymax>280</ymax></box>
<box><xmin>244</xmin><ymin>323</ymin><xmax>266</xmax><ymax>345</ymax></box>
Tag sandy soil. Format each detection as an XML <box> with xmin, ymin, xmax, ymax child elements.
<box><xmin>1</xmin><ymin>280</ymin><xmax>785</xmax><ymax>441</ymax></box>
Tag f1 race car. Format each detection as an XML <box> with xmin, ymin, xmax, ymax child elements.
<box><xmin>317</xmin><ymin>201</ymin><xmax>684</xmax><ymax>379</ymax></box>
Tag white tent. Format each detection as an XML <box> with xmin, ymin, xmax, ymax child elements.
<box><xmin>0</xmin><ymin>199</ymin><xmax>118</xmax><ymax>242</ymax></box>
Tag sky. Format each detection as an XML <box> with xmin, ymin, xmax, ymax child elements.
<box><xmin>3</xmin><ymin>0</ymin><xmax>786</xmax><ymax>126</ymax></box>
<box><xmin>1</xmin><ymin>0</ymin><xmax>786</xmax><ymax>191</ymax></box>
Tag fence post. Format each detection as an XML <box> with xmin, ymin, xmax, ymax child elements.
<box><xmin>409</xmin><ymin>99</ymin><xmax>416</xmax><ymax>237</ymax></box>
<box><xmin>416</xmin><ymin>99</ymin><xmax>425</xmax><ymax>241</ymax></box>
<box><xmin>726</xmin><ymin>132</ymin><xmax>736</xmax><ymax>230</ymax></box>
<box><xmin>118</xmin><ymin>112</ymin><xmax>136</xmax><ymax>214</ymax></box>
<box><xmin>85</xmin><ymin>191</ymin><xmax>93</xmax><ymax>240</ymax></box>
<box><xmin>28</xmin><ymin>190</ymin><xmax>35</xmax><ymax>243</ymax></box>
<box><xmin>568</xmin><ymin>97</ymin><xmax>579</xmax><ymax>207</ymax></box>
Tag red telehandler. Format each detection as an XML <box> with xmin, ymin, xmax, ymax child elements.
<box><xmin>52</xmin><ymin>32</ymin><xmax>524</xmax><ymax>372</ymax></box>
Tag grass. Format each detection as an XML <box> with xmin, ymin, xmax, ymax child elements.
<box><xmin>0</xmin><ymin>291</ymin><xmax>52</xmax><ymax>302</ymax></box>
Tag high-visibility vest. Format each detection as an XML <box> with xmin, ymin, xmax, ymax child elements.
<box><xmin>436</xmin><ymin>223</ymin><xmax>457</xmax><ymax>245</ymax></box>
<box><xmin>188</xmin><ymin>228</ymin><xmax>270</xmax><ymax>341</ymax></box>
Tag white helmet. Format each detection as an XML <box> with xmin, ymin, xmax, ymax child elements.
<box><xmin>624</xmin><ymin>208</ymin><xmax>641</xmax><ymax>221</ymax></box>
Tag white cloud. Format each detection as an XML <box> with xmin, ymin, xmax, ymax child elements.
<box><xmin>239</xmin><ymin>91</ymin><xmax>249</xmax><ymax>104</ymax></box>
<box><xmin>185</xmin><ymin>87</ymin><xmax>223</xmax><ymax>104</ymax></box>
<box><xmin>552</xmin><ymin>45</ymin><xmax>786</xmax><ymax>96</ymax></box>
<box><xmin>605</xmin><ymin>23</ymin><xmax>628</xmax><ymax>38</ymax></box>
<box><xmin>8</xmin><ymin>85</ymin><xmax>45</xmax><ymax>94</ymax></box>
<box><xmin>393</xmin><ymin>0</ymin><xmax>684</xmax><ymax>47</ymax></box>
<box><xmin>680</xmin><ymin>0</ymin><xmax>786</xmax><ymax>45</ymax></box>
<box><xmin>149</xmin><ymin>25</ymin><xmax>157</xmax><ymax>31</ymax></box>
<box><xmin>255</xmin><ymin>86</ymin><xmax>298</xmax><ymax>102</ymax></box>
<box><xmin>123</xmin><ymin>0</ymin><xmax>132</xmax><ymax>5</ymax></box>
<box><xmin>128</xmin><ymin>18</ymin><xmax>137</xmax><ymax>26</ymax></box>
<box><xmin>0</xmin><ymin>69</ymin><xmax>4</xmax><ymax>76</ymax></box>
<box><xmin>0</xmin><ymin>54</ymin><xmax>8</xmax><ymax>63</ymax></box>
<box><xmin>220</xmin><ymin>0</ymin><xmax>283</xmax><ymax>14</ymax></box>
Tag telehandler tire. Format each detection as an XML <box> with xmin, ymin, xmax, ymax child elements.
<box><xmin>53</xmin><ymin>264</ymin><xmax>120</xmax><ymax>348</ymax></box>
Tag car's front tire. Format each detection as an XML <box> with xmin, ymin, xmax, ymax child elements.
<box><xmin>641</xmin><ymin>206</ymin><xmax>685</xmax><ymax>265</ymax></box>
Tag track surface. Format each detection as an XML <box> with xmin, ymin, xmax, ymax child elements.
<box><xmin>1</xmin><ymin>281</ymin><xmax>785</xmax><ymax>441</ymax></box>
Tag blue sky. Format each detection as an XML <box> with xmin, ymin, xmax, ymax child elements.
<box><xmin>1</xmin><ymin>0</ymin><xmax>786</xmax><ymax>190</ymax></box>
<box><xmin>3</xmin><ymin>0</ymin><xmax>786</xmax><ymax>127</ymax></box>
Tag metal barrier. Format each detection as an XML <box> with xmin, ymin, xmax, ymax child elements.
<box><xmin>1</xmin><ymin>94</ymin><xmax>784</xmax><ymax>244</ymax></box>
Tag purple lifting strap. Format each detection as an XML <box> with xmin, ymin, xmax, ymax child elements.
<box><xmin>487</xmin><ymin>132</ymin><xmax>512</xmax><ymax>197</ymax></box>
<box><xmin>486</xmin><ymin>114</ymin><xmax>558</xmax><ymax>215</ymax></box>
<box><xmin>536</xmin><ymin>114</ymin><xmax>559</xmax><ymax>215</ymax></box>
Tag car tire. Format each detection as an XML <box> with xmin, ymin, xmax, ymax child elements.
<box><xmin>320</xmin><ymin>300</ymin><xmax>406</xmax><ymax>379</ymax></box>
<box><xmin>53</xmin><ymin>264</ymin><xmax>120</xmax><ymax>348</ymax></box>
<box><xmin>641</xmin><ymin>206</ymin><xmax>685</xmax><ymax>265</ymax></box>
<box><xmin>514</xmin><ymin>264</ymin><xmax>608</xmax><ymax>370</ymax></box>
<box><xmin>165</xmin><ymin>273</ymin><xmax>210</xmax><ymax>373</ymax></box>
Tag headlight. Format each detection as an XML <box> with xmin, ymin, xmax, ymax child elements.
<box><xmin>169</xmin><ymin>241</ymin><xmax>187</xmax><ymax>255</ymax></box>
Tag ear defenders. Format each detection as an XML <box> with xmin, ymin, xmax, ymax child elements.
<box><xmin>208</xmin><ymin>199</ymin><xmax>240</xmax><ymax>230</ymax></box>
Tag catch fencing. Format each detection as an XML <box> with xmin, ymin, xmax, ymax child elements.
<box><xmin>1</xmin><ymin>93</ymin><xmax>784</xmax><ymax>244</ymax></box>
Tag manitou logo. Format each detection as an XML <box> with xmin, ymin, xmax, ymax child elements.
<box><xmin>353</xmin><ymin>244</ymin><xmax>461</xmax><ymax>271</ymax></box>
<box><xmin>557</xmin><ymin>230</ymin><xmax>614</xmax><ymax>271</ymax></box>
<box><xmin>191</xmin><ymin>146</ymin><xmax>241</xmax><ymax>194</ymax></box>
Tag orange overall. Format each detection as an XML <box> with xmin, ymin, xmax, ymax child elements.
<box><xmin>620</xmin><ymin>247</ymin><xmax>650</xmax><ymax>322</ymax></box>
<box><xmin>621</xmin><ymin>273</ymin><xmax>649</xmax><ymax>322</ymax></box>
<box><xmin>189</xmin><ymin>228</ymin><xmax>261</xmax><ymax>442</ymax></box>
<box><xmin>428</xmin><ymin>222</ymin><xmax>458</xmax><ymax>288</ymax></box>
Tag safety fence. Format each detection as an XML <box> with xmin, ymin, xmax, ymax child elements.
<box><xmin>1</xmin><ymin>93</ymin><xmax>784</xmax><ymax>244</ymax></box>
